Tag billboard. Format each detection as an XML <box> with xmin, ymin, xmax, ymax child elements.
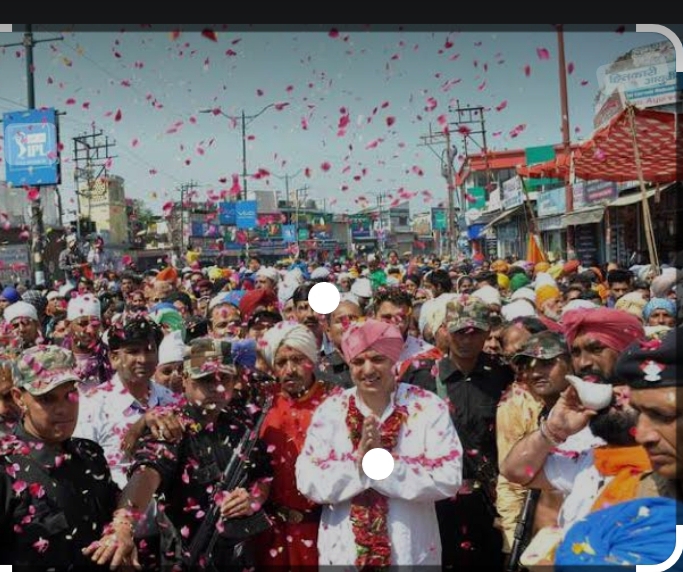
<box><xmin>219</xmin><ymin>202</ymin><xmax>236</xmax><ymax>225</ymax></box>
<box><xmin>3</xmin><ymin>108</ymin><xmax>61</xmax><ymax>187</ymax></box>
<box><xmin>431</xmin><ymin>208</ymin><xmax>447</xmax><ymax>231</ymax></box>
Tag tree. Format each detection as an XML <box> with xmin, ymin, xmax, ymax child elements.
<box><xmin>127</xmin><ymin>198</ymin><xmax>156</xmax><ymax>248</ymax></box>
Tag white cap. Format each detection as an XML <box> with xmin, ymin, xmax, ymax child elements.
<box><xmin>46</xmin><ymin>291</ymin><xmax>61</xmax><ymax>301</ymax></box>
<box><xmin>4</xmin><ymin>301</ymin><xmax>38</xmax><ymax>323</ymax></box>
<box><xmin>351</xmin><ymin>277</ymin><xmax>372</xmax><ymax>299</ymax></box>
<box><xmin>561</xmin><ymin>299</ymin><xmax>599</xmax><ymax>315</ymax></box>
<box><xmin>158</xmin><ymin>330</ymin><xmax>187</xmax><ymax>366</ymax></box>
<box><xmin>339</xmin><ymin>292</ymin><xmax>361</xmax><ymax>306</ymax></box>
<box><xmin>67</xmin><ymin>295</ymin><xmax>101</xmax><ymax>321</ymax></box>
<box><xmin>533</xmin><ymin>272</ymin><xmax>557</xmax><ymax>290</ymax></box>
<box><xmin>311</xmin><ymin>267</ymin><xmax>330</xmax><ymax>280</ymax></box>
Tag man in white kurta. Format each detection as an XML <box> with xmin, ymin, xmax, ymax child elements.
<box><xmin>296</xmin><ymin>319</ymin><xmax>463</xmax><ymax>567</ymax></box>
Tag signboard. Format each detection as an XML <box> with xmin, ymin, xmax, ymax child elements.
<box><xmin>594</xmin><ymin>89</ymin><xmax>626</xmax><ymax>129</ymax></box>
<box><xmin>350</xmin><ymin>215</ymin><xmax>372</xmax><ymax>239</ymax></box>
<box><xmin>487</xmin><ymin>187</ymin><xmax>501</xmax><ymax>212</ymax></box>
<box><xmin>525</xmin><ymin>146</ymin><xmax>561</xmax><ymax>188</ymax></box>
<box><xmin>236</xmin><ymin>200</ymin><xmax>258</xmax><ymax>229</ymax></box>
<box><xmin>537</xmin><ymin>186</ymin><xmax>567</xmax><ymax>217</ymax></box>
<box><xmin>596</xmin><ymin>41</ymin><xmax>680</xmax><ymax>113</ymax></box>
<box><xmin>572</xmin><ymin>182</ymin><xmax>587</xmax><ymax>210</ymax></box>
<box><xmin>501</xmin><ymin>176</ymin><xmax>523</xmax><ymax>210</ymax></box>
<box><xmin>583</xmin><ymin>180</ymin><xmax>617</xmax><ymax>205</ymax></box>
<box><xmin>3</xmin><ymin>108</ymin><xmax>61</xmax><ymax>187</ymax></box>
<box><xmin>431</xmin><ymin>208</ymin><xmax>447</xmax><ymax>231</ymax></box>
<box><xmin>575</xmin><ymin>224</ymin><xmax>600</xmax><ymax>266</ymax></box>
<box><xmin>466</xmin><ymin>186</ymin><xmax>487</xmax><ymax>211</ymax></box>
<box><xmin>219</xmin><ymin>202</ymin><xmax>236</xmax><ymax>225</ymax></box>
<box><xmin>282</xmin><ymin>224</ymin><xmax>296</xmax><ymax>243</ymax></box>
<box><xmin>0</xmin><ymin>244</ymin><xmax>30</xmax><ymax>285</ymax></box>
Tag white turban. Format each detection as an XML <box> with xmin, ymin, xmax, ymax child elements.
<box><xmin>561</xmin><ymin>299</ymin><xmax>599</xmax><ymax>316</ymax></box>
<box><xmin>351</xmin><ymin>278</ymin><xmax>372</xmax><ymax>299</ymax></box>
<box><xmin>501</xmin><ymin>299</ymin><xmax>536</xmax><ymax>322</ymax></box>
<box><xmin>4</xmin><ymin>301</ymin><xmax>38</xmax><ymax>323</ymax></box>
<box><xmin>277</xmin><ymin>282</ymin><xmax>297</xmax><ymax>307</ymax></box>
<box><xmin>158</xmin><ymin>330</ymin><xmax>187</xmax><ymax>366</ymax></box>
<box><xmin>261</xmin><ymin>321</ymin><xmax>319</xmax><ymax>369</ymax></box>
<box><xmin>256</xmin><ymin>266</ymin><xmax>280</xmax><ymax>283</ymax></box>
<box><xmin>471</xmin><ymin>285</ymin><xmax>502</xmax><ymax>307</ymax></box>
<box><xmin>67</xmin><ymin>295</ymin><xmax>101</xmax><ymax>321</ymax></box>
<box><xmin>283</xmin><ymin>268</ymin><xmax>304</xmax><ymax>287</ymax></box>
<box><xmin>510</xmin><ymin>287</ymin><xmax>537</xmax><ymax>304</ymax></box>
<box><xmin>533</xmin><ymin>272</ymin><xmax>557</xmax><ymax>290</ymax></box>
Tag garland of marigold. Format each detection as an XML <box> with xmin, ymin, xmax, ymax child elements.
<box><xmin>345</xmin><ymin>394</ymin><xmax>407</xmax><ymax>571</ymax></box>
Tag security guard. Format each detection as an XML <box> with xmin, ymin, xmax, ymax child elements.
<box><xmin>0</xmin><ymin>345</ymin><xmax>132</xmax><ymax>571</ymax></box>
<box><xmin>86</xmin><ymin>337</ymin><xmax>273</xmax><ymax>571</ymax></box>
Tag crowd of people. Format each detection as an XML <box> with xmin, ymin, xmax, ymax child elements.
<box><xmin>0</xmin><ymin>246</ymin><xmax>680</xmax><ymax>571</ymax></box>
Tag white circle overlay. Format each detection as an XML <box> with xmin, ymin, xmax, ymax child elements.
<box><xmin>307</xmin><ymin>281</ymin><xmax>341</xmax><ymax>315</ymax></box>
<box><xmin>361</xmin><ymin>447</ymin><xmax>395</xmax><ymax>480</ymax></box>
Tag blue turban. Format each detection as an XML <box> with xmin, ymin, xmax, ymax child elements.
<box><xmin>643</xmin><ymin>298</ymin><xmax>677</xmax><ymax>322</ymax></box>
<box><xmin>555</xmin><ymin>497</ymin><xmax>683</xmax><ymax>570</ymax></box>
<box><xmin>0</xmin><ymin>286</ymin><xmax>20</xmax><ymax>304</ymax></box>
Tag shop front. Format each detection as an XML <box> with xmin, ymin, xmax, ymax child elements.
<box><xmin>537</xmin><ymin>185</ymin><xmax>567</xmax><ymax>261</ymax></box>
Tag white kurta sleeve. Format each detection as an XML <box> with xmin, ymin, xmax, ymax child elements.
<box><xmin>296</xmin><ymin>397</ymin><xmax>370</xmax><ymax>504</ymax></box>
<box><xmin>372</xmin><ymin>396</ymin><xmax>463</xmax><ymax>502</ymax></box>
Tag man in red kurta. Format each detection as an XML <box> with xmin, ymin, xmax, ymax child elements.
<box><xmin>256</xmin><ymin>321</ymin><xmax>334</xmax><ymax>570</ymax></box>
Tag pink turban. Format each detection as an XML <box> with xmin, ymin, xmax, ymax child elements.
<box><xmin>562</xmin><ymin>308</ymin><xmax>645</xmax><ymax>352</ymax></box>
<box><xmin>341</xmin><ymin>319</ymin><xmax>404</xmax><ymax>364</ymax></box>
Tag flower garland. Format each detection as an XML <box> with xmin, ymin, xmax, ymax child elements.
<box><xmin>345</xmin><ymin>394</ymin><xmax>407</xmax><ymax>570</ymax></box>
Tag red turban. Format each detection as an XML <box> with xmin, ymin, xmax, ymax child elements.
<box><xmin>562</xmin><ymin>308</ymin><xmax>645</xmax><ymax>352</ymax></box>
<box><xmin>341</xmin><ymin>319</ymin><xmax>404</xmax><ymax>364</ymax></box>
<box><xmin>563</xmin><ymin>260</ymin><xmax>580</xmax><ymax>275</ymax></box>
<box><xmin>239</xmin><ymin>289</ymin><xmax>278</xmax><ymax>322</ymax></box>
<box><xmin>156</xmin><ymin>266</ymin><xmax>178</xmax><ymax>282</ymax></box>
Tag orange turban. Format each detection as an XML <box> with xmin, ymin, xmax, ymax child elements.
<box><xmin>534</xmin><ymin>262</ymin><xmax>550</xmax><ymax>274</ymax></box>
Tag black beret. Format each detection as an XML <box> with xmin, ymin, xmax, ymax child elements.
<box><xmin>614</xmin><ymin>326</ymin><xmax>679</xmax><ymax>389</ymax></box>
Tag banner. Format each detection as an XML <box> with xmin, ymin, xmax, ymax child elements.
<box><xmin>431</xmin><ymin>208</ymin><xmax>447</xmax><ymax>231</ymax></box>
<box><xmin>219</xmin><ymin>202</ymin><xmax>236</xmax><ymax>225</ymax></box>
<box><xmin>3</xmin><ymin>107</ymin><xmax>61</xmax><ymax>187</ymax></box>
<box><xmin>282</xmin><ymin>224</ymin><xmax>296</xmax><ymax>243</ymax></box>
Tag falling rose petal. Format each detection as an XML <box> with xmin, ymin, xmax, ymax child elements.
<box><xmin>386</xmin><ymin>116</ymin><xmax>396</xmax><ymax>127</ymax></box>
<box><xmin>411</xmin><ymin>166</ymin><xmax>424</xmax><ymax>176</ymax></box>
<box><xmin>27</xmin><ymin>188</ymin><xmax>40</xmax><ymax>201</ymax></box>
<box><xmin>365</xmin><ymin>138</ymin><xmax>383</xmax><ymax>150</ymax></box>
<box><xmin>33</xmin><ymin>538</ymin><xmax>49</xmax><ymax>553</ymax></box>
<box><xmin>304</xmin><ymin>168</ymin><xmax>312</xmax><ymax>178</ymax></box>
<box><xmin>495</xmin><ymin>100</ymin><xmax>508</xmax><ymax>112</ymax></box>
<box><xmin>477</xmin><ymin>80</ymin><xmax>486</xmax><ymax>91</ymax></box>
<box><xmin>615</xmin><ymin>25</ymin><xmax>625</xmax><ymax>34</ymax></box>
<box><xmin>201</xmin><ymin>29</ymin><xmax>218</xmax><ymax>42</ymax></box>
<box><xmin>180</xmin><ymin>526</ymin><xmax>190</xmax><ymax>538</ymax></box>
<box><xmin>537</xmin><ymin>47</ymin><xmax>550</xmax><ymax>60</ymax></box>
<box><xmin>329</xmin><ymin>28</ymin><xmax>340</xmax><ymax>38</ymax></box>
<box><xmin>131</xmin><ymin>139</ymin><xmax>139</xmax><ymax>147</ymax></box>
<box><xmin>12</xmin><ymin>480</ymin><xmax>27</xmax><ymax>495</ymax></box>
<box><xmin>425</xmin><ymin>97</ymin><xmax>437</xmax><ymax>112</ymax></box>
<box><xmin>114</xmin><ymin>109</ymin><xmax>122</xmax><ymax>122</ymax></box>
<box><xmin>256</xmin><ymin>89</ymin><xmax>264</xmax><ymax>96</ymax></box>
<box><xmin>567</xmin><ymin>62</ymin><xmax>575</xmax><ymax>74</ymax></box>
<box><xmin>170</xmin><ymin>30</ymin><xmax>181</xmax><ymax>41</ymax></box>
<box><xmin>65</xmin><ymin>98</ymin><xmax>76</xmax><ymax>105</ymax></box>
<box><xmin>274</xmin><ymin>102</ymin><xmax>289</xmax><ymax>111</ymax></box>
<box><xmin>524</xmin><ymin>65</ymin><xmax>531</xmax><ymax>77</ymax></box>
<box><xmin>580</xmin><ymin>80</ymin><xmax>589</xmax><ymax>86</ymax></box>
<box><xmin>320</xmin><ymin>162</ymin><xmax>331</xmax><ymax>172</ymax></box>
<box><xmin>225</xmin><ymin>49</ymin><xmax>237</xmax><ymax>56</ymax></box>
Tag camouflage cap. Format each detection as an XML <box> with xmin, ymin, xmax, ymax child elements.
<box><xmin>13</xmin><ymin>345</ymin><xmax>80</xmax><ymax>396</ymax></box>
<box><xmin>446</xmin><ymin>297</ymin><xmax>491</xmax><ymax>333</ymax></box>
<box><xmin>512</xmin><ymin>331</ymin><xmax>569</xmax><ymax>365</ymax></box>
<box><xmin>184</xmin><ymin>337</ymin><xmax>236</xmax><ymax>380</ymax></box>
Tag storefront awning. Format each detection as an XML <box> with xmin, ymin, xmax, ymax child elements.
<box><xmin>517</xmin><ymin>107</ymin><xmax>683</xmax><ymax>184</ymax></box>
<box><xmin>562</xmin><ymin>206</ymin><xmax>605</xmax><ymax>227</ymax></box>
<box><xmin>609</xmin><ymin>182</ymin><xmax>676</xmax><ymax>208</ymax></box>
<box><xmin>481</xmin><ymin>205</ymin><xmax>525</xmax><ymax>234</ymax></box>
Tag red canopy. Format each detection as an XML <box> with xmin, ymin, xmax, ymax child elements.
<box><xmin>517</xmin><ymin>107</ymin><xmax>683</xmax><ymax>183</ymax></box>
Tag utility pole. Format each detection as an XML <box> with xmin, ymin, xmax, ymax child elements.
<box><xmin>419</xmin><ymin>125</ymin><xmax>458</xmax><ymax>259</ymax></box>
<box><xmin>294</xmin><ymin>185</ymin><xmax>310</xmax><ymax>259</ymax></box>
<box><xmin>176</xmin><ymin>181</ymin><xmax>198</xmax><ymax>261</ymax></box>
<box><xmin>72</xmin><ymin>125</ymin><xmax>117</xmax><ymax>240</ymax></box>
<box><xmin>1</xmin><ymin>24</ymin><xmax>63</xmax><ymax>286</ymax></box>
<box><xmin>556</xmin><ymin>25</ymin><xmax>574</xmax><ymax>257</ymax></box>
<box><xmin>449</xmin><ymin>101</ymin><xmax>492</xmax><ymax>258</ymax></box>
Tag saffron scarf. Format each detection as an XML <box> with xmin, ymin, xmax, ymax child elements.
<box><xmin>591</xmin><ymin>445</ymin><xmax>652</xmax><ymax>512</ymax></box>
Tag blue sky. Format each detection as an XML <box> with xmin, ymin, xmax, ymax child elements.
<box><xmin>0</xmin><ymin>27</ymin><xmax>667</xmax><ymax>221</ymax></box>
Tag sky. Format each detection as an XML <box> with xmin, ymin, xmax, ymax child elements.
<box><xmin>0</xmin><ymin>25</ymin><xmax>668</xmax><ymax>223</ymax></box>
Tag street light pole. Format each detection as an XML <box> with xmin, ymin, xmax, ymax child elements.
<box><xmin>200</xmin><ymin>104</ymin><xmax>276</xmax><ymax>202</ymax></box>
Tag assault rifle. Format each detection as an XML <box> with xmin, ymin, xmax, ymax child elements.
<box><xmin>182</xmin><ymin>395</ymin><xmax>273</xmax><ymax>569</ymax></box>
<box><xmin>506</xmin><ymin>488</ymin><xmax>541</xmax><ymax>572</ymax></box>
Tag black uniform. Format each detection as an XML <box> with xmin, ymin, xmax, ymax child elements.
<box><xmin>316</xmin><ymin>350</ymin><xmax>353</xmax><ymax>389</ymax></box>
<box><xmin>432</xmin><ymin>352</ymin><xmax>515</xmax><ymax>571</ymax></box>
<box><xmin>129</xmin><ymin>403</ymin><xmax>273</xmax><ymax>570</ymax></box>
<box><xmin>0</xmin><ymin>424</ymin><xmax>119</xmax><ymax>571</ymax></box>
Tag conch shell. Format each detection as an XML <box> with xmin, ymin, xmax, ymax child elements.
<box><xmin>565</xmin><ymin>375</ymin><xmax>613</xmax><ymax>411</ymax></box>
